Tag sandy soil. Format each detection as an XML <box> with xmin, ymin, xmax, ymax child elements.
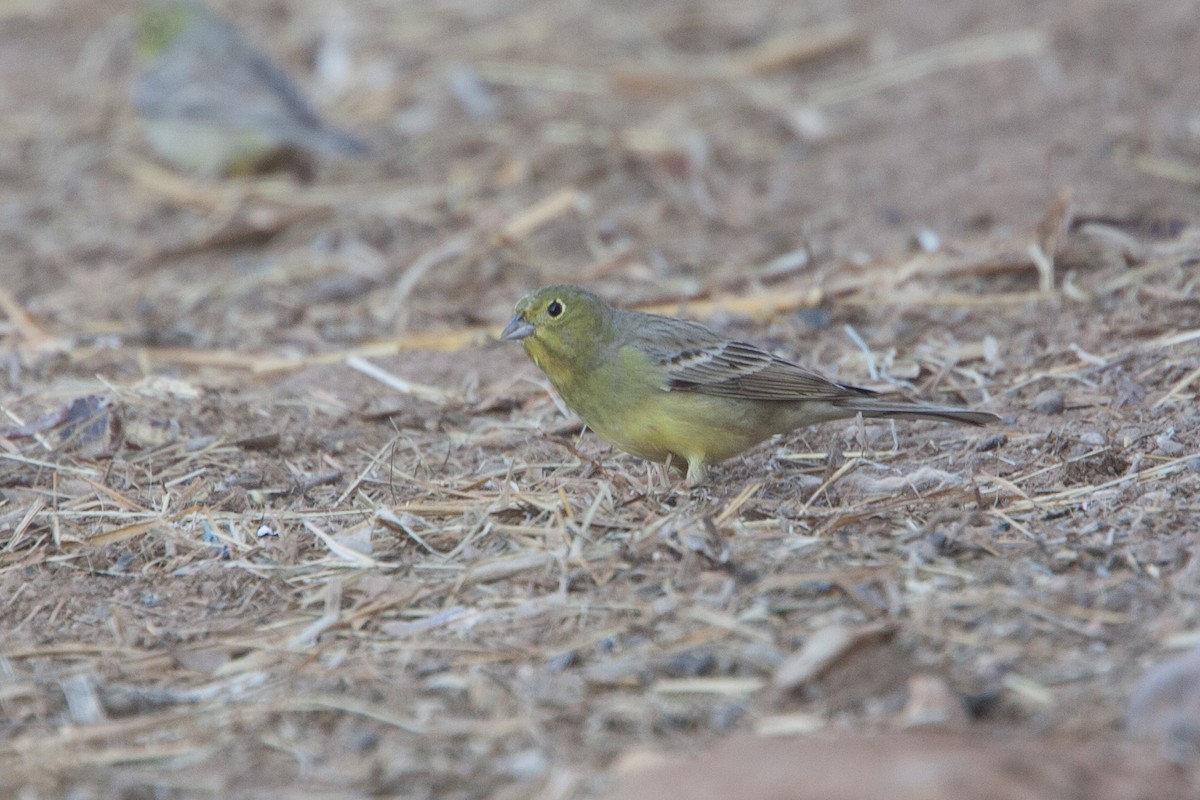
<box><xmin>1</xmin><ymin>1</ymin><xmax>1199</xmax><ymax>798</ymax></box>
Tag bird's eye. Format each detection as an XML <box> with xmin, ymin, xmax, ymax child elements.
<box><xmin>547</xmin><ymin>300</ymin><xmax>564</xmax><ymax>318</ymax></box>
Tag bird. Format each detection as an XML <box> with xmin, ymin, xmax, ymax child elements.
<box><xmin>132</xmin><ymin>0</ymin><xmax>367</xmax><ymax>176</ymax></box>
<box><xmin>501</xmin><ymin>285</ymin><xmax>999</xmax><ymax>486</ymax></box>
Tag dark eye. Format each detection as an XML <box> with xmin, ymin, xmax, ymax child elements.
<box><xmin>547</xmin><ymin>300</ymin><xmax>564</xmax><ymax>318</ymax></box>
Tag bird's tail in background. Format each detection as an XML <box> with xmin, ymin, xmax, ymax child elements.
<box><xmin>315</xmin><ymin>126</ymin><xmax>370</xmax><ymax>156</ymax></box>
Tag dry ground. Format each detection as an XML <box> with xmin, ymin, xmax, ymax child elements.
<box><xmin>1</xmin><ymin>0</ymin><xmax>1199</xmax><ymax>798</ymax></box>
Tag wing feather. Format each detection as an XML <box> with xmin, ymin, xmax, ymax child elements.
<box><xmin>620</xmin><ymin>312</ymin><xmax>874</xmax><ymax>401</ymax></box>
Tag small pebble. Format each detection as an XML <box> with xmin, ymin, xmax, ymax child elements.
<box><xmin>1156</xmin><ymin>429</ymin><xmax>1185</xmax><ymax>457</ymax></box>
<box><xmin>545</xmin><ymin>651</ymin><xmax>576</xmax><ymax>673</ymax></box>
<box><xmin>794</xmin><ymin>307</ymin><xmax>831</xmax><ymax>331</ymax></box>
<box><xmin>447</xmin><ymin>65</ymin><xmax>498</xmax><ymax>120</ymax></box>
<box><xmin>901</xmin><ymin>674</ymin><xmax>968</xmax><ymax>730</ymax></box>
<box><xmin>787</xmin><ymin>105</ymin><xmax>829</xmax><ymax>140</ymax></box>
<box><xmin>1032</xmin><ymin>389</ymin><xmax>1065</xmax><ymax>415</ymax></box>
<box><xmin>710</xmin><ymin>701</ymin><xmax>746</xmax><ymax>732</ymax></box>
<box><xmin>506</xmin><ymin>748</ymin><xmax>548</xmax><ymax>780</ymax></box>
<box><xmin>665</xmin><ymin>649</ymin><xmax>717</xmax><ymax>678</ymax></box>
<box><xmin>912</xmin><ymin>228</ymin><xmax>941</xmax><ymax>253</ymax></box>
<box><xmin>976</xmin><ymin>433</ymin><xmax>1008</xmax><ymax>452</ymax></box>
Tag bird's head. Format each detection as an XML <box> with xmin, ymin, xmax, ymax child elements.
<box><xmin>137</xmin><ymin>1</ymin><xmax>205</xmax><ymax>60</ymax></box>
<box><xmin>501</xmin><ymin>285</ymin><xmax>611</xmax><ymax>376</ymax></box>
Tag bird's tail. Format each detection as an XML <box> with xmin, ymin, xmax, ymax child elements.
<box><xmin>833</xmin><ymin>398</ymin><xmax>998</xmax><ymax>427</ymax></box>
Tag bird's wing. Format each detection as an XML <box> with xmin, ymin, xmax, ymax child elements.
<box><xmin>627</xmin><ymin>314</ymin><xmax>873</xmax><ymax>401</ymax></box>
<box><xmin>140</xmin><ymin>12</ymin><xmax>329</xmax><ymax>135</ymax></box>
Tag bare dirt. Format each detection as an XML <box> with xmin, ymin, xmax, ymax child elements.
<box><xmin>1</xmin><ymin>1</ymin><xmax>1199</xmax><ymax>798</ymax></box>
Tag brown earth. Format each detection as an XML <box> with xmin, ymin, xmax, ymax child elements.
<box><xmin>1</xmin><ymin>1</ymin><xmax>1199</xmax><ymax>798</ymax></box>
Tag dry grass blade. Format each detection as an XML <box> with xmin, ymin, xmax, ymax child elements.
<box><xmin>1030</xmin><ymin>188</ymin><xmax>1075</xmax><ymax>293</ymax></box>
<box><xmin>1155</xmin><ymin>363</ymin><xmax>1200</xmax><ymax>407</ymax></box>
<box><xmin>345</xmin><ymin>355</ymin><xmax>461</xmax><ymax>405</ymax></box>
<box><xmin>280</xmin><ymin>694</ymin><xmax>425</xmax><ymax>734</ymax></box>
<box><xmin>81</xmin><ymin>504</ymin><xmax>204</xmax><ymax>548</ymax></box>
<box><xmin>302</xmin><ymin>521</ymin><xmax>384</xmax><ymax>568</ymax></box>
<box><xmin>806</xmin><ymin>29</ymin><xmax>1047</xmax><ymax>106</ymax></box>
<box><xmin>384</xmin><ymin>232</ymin><xmax>476</xmax><ymax>326</ymax></box>
<box><xmin>460</xmin><ymin>550</ymin><xmax>557</xmax><ymax>587</ymax></box>
<box><xmin>731</xmin><ymin>21</ymin><xmax>860</xmax><ymax>75</ymax></box>
<box><xmin>499</xmin><ymin>187</ymin><xmax>589</xmax><ymax>242</ymax></box>
<box><xmin>0</xmin><ymin>284</ymin><xmax>55</xmax><ymax>349</ymax></box>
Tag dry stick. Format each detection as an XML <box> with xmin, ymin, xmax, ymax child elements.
<box><xmin>610</xmin><ymin>22</ymin><xmax>861</xmax><ymax>94</ymax></box>
<box><xmin>460</xmin><ymin>550</ymin><xmax>557</xmax><ymax>588</ymax></box>
<box><xmin>78</xmin><ymin>475</ymin><xmax>151</xmax><ymax>513</ymax></box>
<box><xmin>799</xmin><ymin>458</ymin><xmax>859</xmax><ymax>514</ymax></box>
<box><xmin>125</xmin><ymin>158</ymin><xmax>449</xmax><ymax>274</ymax></box>
<box><xmin>78</xmin><ymin>506</ymin><xmax>207</xmax><ymax>548</ymax></box>
<box><xmin>476</xmin><ymin>60</ymin><xmax>606</xmax><ymax>93</ymax></box>
<box><xmin>374</xmin><ymin>507</ymin><xmax>450</xmax><ymax>557</ymax></box>
<box><xmin>260</xmin><ymin>329</ymin><xmax>491</xmax><ymax>373</ymax></box>
<box><xmin>280</xmin><ymin>694</ymin><xmax>424</xmax><ymax>734</ymax></box>
<box><xmin>684</xmin><ymin>605</ymin><xmax>775</xmax><ymax>644</ymax></box>
<box><xmin>714</xmin><ymin>483</ymin><xmax>763</xmax><ymax>528</ymax></box>
<box><xmin>125</xmin><ymin>158</ymin><xmax>446</xmax><ymax>212</ymax></box>
<box><xmin>995</xmin><ymin>447</ymin><xmax>1112</xmax><ymax>488</ymax></box>
<box><xmin>636</xmin><ymin>286</ymin><xmax>823</xmax><ymax>321</ymax></box>
<box><xmin>345</xmin><ymin>355</ymin><xmax>460</xmax><ymax>405</ymax></box>
<box><xmin>134</xmin><ymin>346</ymin><xmax>271</xmax><ymax>371</ymax></box>
<box><xmin>1030</xmin><ymin>188</ymin><xmax>1075</xmax><ymax>294</ymax></box>
<box><xmin>384</xmin><ymin>233</ymin><xmax>475</xmax><ymax>328</ymax></box>
<box><xmin>0</xmin><ymin>404</ymin><xmax>54</xmax><ymax>452</ymax></box>
<box><xmin>805</xmin><ymin>29</ymin><xmax>1047</xmax><ymax>107</ymax></box>
<box><xmin>303</xmin><ymin>519</ymin><xmax>384</xmax><ymax>568</ymax></box>
<box><xmin>993</xmin><ymin>454</ymin><xmax>1195</xmax><ymax>515</ymax></box>
<box><xmin>1112</xmin><ymin>142</ymin><xmax>1200</xmax><ymax>184</ymax></box>
<box><xmin>975</xmin><ymin>477</ymin><xmax>1039</xmax><ymax>514</ymax></box>
<box><xmin>286</xmin><ymin>578</ymin><xmax>343</xmax><ymax>650</ymax></box>
<box><xmin>499</xmin><ymin>187</ymin><xmax>588</xmax><ymax>242</ymax></box>
<box><xmin>335</xmin><ymin>434</ymin><xmax>401</xmax><ymax>507</ymax></box>
<box><xmin>384</xmin><ymin>187</ymin><xmax>586</xmax><ymax>327</ymax></box>
<box><xmin>1156</xmin><ymin>363</ymin><xmax>1200</xmax><ymax>407</ymax></box>
<box><xmin>0</xmin><ymin>285</ymin><xmax>54</xmax><ymax>349</ymax></box>
<box><xmin>1005</xmin><ymin>327</ymin><xmax>1200</xmax><ymax>388</ymax></box>
<box><xmin>129</xmin><ymin>327</ymin><xmax>488</xmax><ymax>374</ymax></box>
<box><xmin>777</xmin><ymin>449</ymin><xmax>899</xmax><ymax>462</ymax></box>
<box><xmin>484</xmin><ymin>21</ymin><xmax>859</xmax><ymax>99</ymax></box>
<box><xmin>121</xmin><ymin>158</ymin><xmax>236</xmax><ymax>210</ymax></box>
<box><xmin>731</xmin><ymin>20</ymin><xmax>860</xmax><ymax>75</ymax></box>
<box><xmin>988</xmin><ymin>508</ymin><xmax>1037</xmax><ymax>541</ymax></box>
<box><xmin>1100</xmin><ymin>253</ymin><xmax>1195</xmax><ymax>294</ymax></box>
<box><xmin>652</xmin><ymin>677</ymin><xmax>766</xmax><ymax>695</ymax></box>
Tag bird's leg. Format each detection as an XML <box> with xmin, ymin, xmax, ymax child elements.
<box><xmin>685</xmin><ymin>458</ymin><xmax>708</xmax><ymax>488</ymax></box>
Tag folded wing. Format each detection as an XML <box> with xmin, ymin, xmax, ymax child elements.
<box><xmin>628</xmin><ymin>315</ymin><xmax>874</xmax><ymax>401</ymax></box>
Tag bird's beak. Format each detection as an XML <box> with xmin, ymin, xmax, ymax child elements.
<box><xmin>500</xmin><ymin>315</ymin><xmax>535</xmax><ymax>341</ymax></box>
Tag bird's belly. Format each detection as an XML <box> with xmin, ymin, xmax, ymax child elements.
<box><xmin>583</xmin><ymin>390</ymin><xmax>790</xmax><ymax>467</ymax></box>
<box><xmin>143</xmin><ymin>118</ymin><xmax>279</xmax><ymax>175</ymax></box>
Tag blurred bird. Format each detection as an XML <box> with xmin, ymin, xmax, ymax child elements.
<box><xmin>503</xmin><ymin>285</ymin><xmax>999</xmax><ymax>486</ymax></box>
<box><xmin>133</xmin><ymin>0</ymin><xmax>367</xmax><ymax>176</ymax></box>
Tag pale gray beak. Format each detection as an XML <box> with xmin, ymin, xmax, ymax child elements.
<box><xmin>500</xmin><ymin>315</ymin><xmax>535</xmax><ymax>341</ymax></box>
